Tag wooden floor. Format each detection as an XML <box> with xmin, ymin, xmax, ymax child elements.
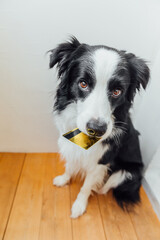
<box><xmin>0</xmin><ymin>153</ymin><xmax>160</xmax><ymax>240</ymax></box>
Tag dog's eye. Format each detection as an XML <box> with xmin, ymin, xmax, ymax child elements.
<box><xmin>112</xmin><ymin>89</ymin><xmax>122</xmax><ymax>98</ymax></box>
<box><xmin>79</xmin><ymin>81</ymin><xmax>88</xmax><ymax>89</ymax></box>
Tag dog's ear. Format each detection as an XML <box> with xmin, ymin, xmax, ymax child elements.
<box><xmin>49</xmin><ymin>36</ymin><xmax>80</xmax><ymax>78</ymax></box>
<box><xmin>125</xmin><ymin>53</ymin><xmax>150</xmax><ymax>102</ymax></box>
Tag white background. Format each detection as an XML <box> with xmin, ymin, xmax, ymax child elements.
<box><xmin>0</xmin><ymin>0</ymin><xmax>160</xmax><ymax>167</ymax></box>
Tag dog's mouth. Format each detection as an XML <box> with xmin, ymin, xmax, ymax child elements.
<box><xmin>87</xmin><ymin>132</ymin><xmax>102</xmax><ymax>139</ymax></box>
<box><xmin>87</xmin><ymin>129</ymin><xmax>102</xmax><ymax>139</ymax></box>
<box><xmin>86</xmin><ymin>128</ymin><xmax>106</xmax><ymax>139</ymax></box>
<box><xmin>87</xmin><ymin>128</ymin><xmax>96</xmax><ymax>136</ymax></box>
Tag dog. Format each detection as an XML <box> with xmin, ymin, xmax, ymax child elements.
<box><xmin>48</xmin><ymin>37</ymin><xmax>149</xmax><ymax>218</ymax></box>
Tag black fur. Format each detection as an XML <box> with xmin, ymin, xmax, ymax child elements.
<box><xmin>49</xmin><ymin>37</ymin><xmax>150</xmax><ymax>209</ymax></box>
<box><xmin>100</xmin><ymin>117</ymin><xmax>143</xmax><ymax>207</ymax></box>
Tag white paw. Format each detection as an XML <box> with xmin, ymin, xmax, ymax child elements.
<box><xmin>71</xmin><ymin>198</ymin><xmax>87</xmax><ymax>218</ymax></box>
<box><xmin>97</xmin><ymin>186</ymin><xmax>108</xmax><ymax>195</ymax></box>
<box><xmin>53</xmin><ymin>174</ymin><xmax>69</xmax><ymax>187</ymax></box>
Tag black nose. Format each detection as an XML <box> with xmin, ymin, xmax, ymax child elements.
<box><xmin>86</xmin><ymin>119</ymin><xmax>107</xmax><ymax>137</ymax></box>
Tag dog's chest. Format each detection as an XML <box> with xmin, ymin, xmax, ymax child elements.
<box><xmin>58</xmin><ymin>134</ymin><xmax>109</xmax><ymax>169</ymax></box>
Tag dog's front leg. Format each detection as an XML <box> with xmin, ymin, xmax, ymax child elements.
<box><xmin>71</xmin><ymin>165</ymin><xmax>107</xmax><ymax>218</ymax></box>
<box><xmin>53</xmin><ymin>162</ymin><xmax>72</xmax><ymax>187</ymax></box>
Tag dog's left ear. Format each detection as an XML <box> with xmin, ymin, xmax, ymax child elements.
<box><xmin>125</xmin><ymin>53</ymin><xmax>150</xmax><ymax>102</ymax></box>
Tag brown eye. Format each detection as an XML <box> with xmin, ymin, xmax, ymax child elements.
<box><xmin>79</xmin><ymin>81</ymin><xmax>88</xmax><ymax>89</ymax></box>
<box><xmin>112</xmin><ymin>89</ymin><xmax>122</xmax><ymax>98</ymax></box>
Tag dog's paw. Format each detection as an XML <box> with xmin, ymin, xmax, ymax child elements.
<box><xmin>97</xmin><ymin>189</ymin><xmax>105</xmax><ymax>195</ymax></box>
<box><xmin>53</xmin><ymin>174</ymin><xmax>69</xmax><ymax>187</ymax></box>
<box><xmin>71</xmin><ymin>198</ymin><xmax>87</xmax><ymax>218</ymax></box>
<box><xmin>96</xmin><ymin>186</ymin><xmax>108</xmax><ymax>195</ymax></box>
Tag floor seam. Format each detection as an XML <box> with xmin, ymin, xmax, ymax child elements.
<box><xmin>127</xmin><ymin>208</ymin><xmax>139</xmax><ymax>240</ymax></box>
<box><xmin>2</xmin><ymin>153</ymin><xmax>26</xmax><ymax>240</ymax></box>
<box><xmin>69</xmin><ymin>184</ymin><xmax>74</xmax><ymax>240</ymax></box>
<box><xmin>97</xmin><ymin>195</ymin><xmax>108</xmax><ymax>240</ymax></box>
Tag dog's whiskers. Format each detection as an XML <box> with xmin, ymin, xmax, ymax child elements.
<box><xmin>111</xmin><ymin>124</ymin><xmax>128</xmax><ymax>147</ymax></box>
<box><xmin>116</xmin><ymin>126</ymin><xmax>127</xmax><ymax>133</ymax></box>
<box><xmin>111</xmin><ymin>127</ymin><xmax>121</xmax><ymax>147</ymax></box>
<box><xmin>114</xmin><ymin>121</ymin><xmax>128</xmax><ymax>125</ymax></box>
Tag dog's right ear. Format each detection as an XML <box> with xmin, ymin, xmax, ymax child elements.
<box><xmin>48</xmin><ymin>36</ymin><xmax>80</xmax><ymax>78</ymax></box>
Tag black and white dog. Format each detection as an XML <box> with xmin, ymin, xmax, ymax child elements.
<box><xmin>49</xmin><ymin>37</ymin><xmax>149</xmax><ymax>218</ymax></box>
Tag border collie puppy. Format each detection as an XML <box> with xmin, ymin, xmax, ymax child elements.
<box><xmin>49</xmin><ymin>37</ymin><xmax>149</xmax><ymax>218</ymax></box>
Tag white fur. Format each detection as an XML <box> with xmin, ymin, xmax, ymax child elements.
<box><xmin>77</xmin><ymin>48</ymin><xmax>120</xmax><ymax>138</ymax></box>
<box><xmin>53</xmin><ymin>173</ymin><xmax>70</xmax><ymax>186</ymax></box>
<box><xmin>98</xmin><ymin>170</ymin><xmax>132</xmax><ymax>194</ymax></box>
<box><xmin>53</xmin><ymin>48</ymin><xmax>124</xmax><ymax>218</ymax></box>
<box><xmin>93</xmin><ymin>48</ymin><xmax>120</xmax><ymax>85</ymax></box>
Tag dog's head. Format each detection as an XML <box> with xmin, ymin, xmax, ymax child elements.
<box><xmin>49</xmin><ymin>37</ymin><xmax>149</xmax><ymax>140</ymax></box>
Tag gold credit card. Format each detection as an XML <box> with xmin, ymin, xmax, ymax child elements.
<box><xmin>63</xmin><ymin>128</ymin><xmax>101</xmax><ymax>150</ymax></box>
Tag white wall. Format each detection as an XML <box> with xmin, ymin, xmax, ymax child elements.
<box><xmin>134</xmin><ymin>48</ymin><xmax>160</xmax><ymax>167</ymax></box>
<box><xmin>0</xmin><ymin>0</ymin><xmax>160</xmax><ymax>164</ymax></box>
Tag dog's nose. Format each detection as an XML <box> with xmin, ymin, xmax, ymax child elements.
<box><xmin>86</xmin><ymin>119</ymin><xmax>107</xmax><ymax>137</ymax></box>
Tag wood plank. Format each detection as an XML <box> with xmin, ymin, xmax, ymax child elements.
<box><xmin>3</xmin><ymin>153</ymin><xmax>45</xmax><ymax>240</ymax></box>
<box><xmin>128</xmin><ymin>187</ymin><xmax>160</xmax><ymax>240</ymax></box>
<box><xmin>4</xmin><ymin>153</ymin><xmax>72</xmax><ymax>240</ymax></box>
<box><xmin>98</xmin><ymin>191</ymin><xmax>138</xmax><ymax>240</ymax></box>
<box><xmin>0</xmin><ymin>153</ymin><xmax>25</xmax><ymax>240</ymax></box>
<box><xmin>70</xmin><ymin>177</ymin><xmax>106</xmax><ymax>240</ymax></box>
<box><xmin>38</xmin><ymin>153</ymin><xmax>72</xmax><ymax>240</ymax></box>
